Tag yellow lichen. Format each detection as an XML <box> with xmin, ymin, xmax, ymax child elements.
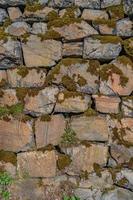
<box><xmin>93</xmin><ymin>19</ymin><xmax>116</xmax><ymax>28</ymax></box>
<box><xmin>62</xmin><ymin>75</ymin><xmax>77</xmax><ymax>91</ymax></box>
<box><xmin>40</xmin><ymin>114</ymin><xmax>51</xmax><ymax>122</ymax></box>
<box><xmin>106</xmin><ymin>5</ymin><xmax>124</xmax><ymax>19</ymax></box>
<box><xmin>38</xmin><ymin>29</ymin><xmax>61</xmax><ymax>41</ymax></box>
<box><xmin>93</xmin><ymin>35</ymin><xmax>123</xmax><ymax>44</ymax></box>
<box><xmin>57</xmin><ymin>154</ymin><xmax>71</xmax><ymax>170</ymax></box>
<box><xmin>117</xmin><ymin>55</ymin><xmax>133</xmax><ymax>68</ymax></box>
<box><xmin>123</xmin><ymin>38</ymin><xmax>133</xmax><ymax>57</ymax></box>
<box><xmin>25</xmin><ymin>0</ymin><xmax>43</xmax><ymax>12</ymax></box>
<box><xmin>87</xmin><ymin>60</ymin><xmax>100</xmax><ymax>76</ymax></box>
<box><xmin>0</xmin><ymin>150</ymin><xmax>17</xmax><ymax>166</ymax></box>
<box><xmin>17</xmin><ymin>67</ymin><xmax>29</xmax><ymax>78</ymax></box>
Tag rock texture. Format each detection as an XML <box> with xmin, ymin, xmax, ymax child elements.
<box><xmin>0</xmin><ymin>1</ymin><xmax>132</xmax><ymax>199</ymax></box>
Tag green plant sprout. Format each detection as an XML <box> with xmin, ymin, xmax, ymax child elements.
<box><xmin>0</xmin><ymin>172</ymin><xmax>13</xmax><ymax>200</ymax></box>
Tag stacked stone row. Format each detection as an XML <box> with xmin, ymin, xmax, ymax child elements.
<box><xmin>0</xmin><ymin>0</ymin><xmax>133</xmax><ymax>199</ymax></box>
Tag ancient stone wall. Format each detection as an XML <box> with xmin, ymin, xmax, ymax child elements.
<box><xmin>0</xmin><ymin>0</ymin><xmax>133</xmax><ymax>199</ymax></box>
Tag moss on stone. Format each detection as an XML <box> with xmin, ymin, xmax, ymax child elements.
<box><xmin>38</xmin><ymin>29</ymin><xmax>61</xmax><ymax>41</ymax></box>
<box><xmin>62</xmin><ymin>75</ymin><xmax>77</xmax><ymax>91</ymax></box>
<box><xmin>0</xmin><ymin>79</ymin><xmax>7</xmax><ymax>87</ymax></box>
<box><xmin>46</xmin><ymin>10</ymin><xmax>59</xmax><ymax>21</ymax></box>
<box><xmin>3</xmin><ymin>18</ymin><xmax>12</xmax><ymax>28</ymax></box>
<box><xmin>47</xmin><ymin>16</ymin><xmax>82</xmax><ymax>29</ymax></box>
<box><xmin>59</xmin><ymin>58</ymin><xmax>87</xmax><ymax>67</ymax></box>
<box><xmin>37</xmin><ymin>144</ymin><xmax>55</xmax><ymax>152</ymax></box>
<box><xmin>17</xmin><ymin>67</ymin><xmax>29</xmax><ymax>78</ymax></box>
<box><xmin>0</xmin><ymin>28</ymin><xmax>9</xmax><ymax>42</ymax></box>
<box><xmin>16</xmin><ymin>88</ymin><xmax>39</xmax><ymax>102</ymax></box>
<box><xmin>117</xmin><ymin>177</ymin><xmax>128</xmax><ymax>186</ymax></box>
<box><xmin>0</xmin><ymin>90</ymin><xmax>4</xmax><ymax>97</ymax></box>
<box><xmin>0</xmin><ymin>150</ymin><xmax>17</xmax><ymax>166</ymax></box>
<box><xmin>25</xmin><ymin>0</ymin><xmax>43</xmax><ymax>12</ymax></box>
<box><xmin>112</xmin><ymin>127</ymin><xmax>133</xmax><ymax>148</ymax></box>
<box><xmin>100</xmin><ymin>63</ymin><xmax>129</xmax><ymax>87</ymax></box>
<box><xmin>106</xmin><ymin>5</ymin><xmax>124</xmax><ymax>19</ymax></box>
<box><xmin>87</xmin><ymin>60</ymin><xmax>100</xmax><ymax>76</ymax></box>
<box><xmin>77</xmin><ymin>74</ymin><xmax>87</xmax><ymax>86</ymax></box>
<box><xmin>93</xmin><ymin>163</ymin><xmax>102</xmax><ymax>177</ymax></box>
<box><xmin>93</xmin><ymin>35</ymin><xmax>123</xmax><ymax>44</ymax></box>
<box><xmin>117</xmin><ymin>55</ymin><xmax>133</xmax><ymax>69</ymax></box>
<box><xmin>84</xmin><ymin>108</ymin><xmax>97</xmax><ymax>117</ymax></box>
<box><xmin>20</xmin><ymin>33</ymin><xmax>30</xmax><ymax>43</ymax></box>
<box><xmin>93</xmin><ymin>19</ymin><xmax>116</xmax><ymax>28</ymax></box>
<box><xmin>80</xmin><ymin>170</ymin><xmax>88</xmax><ymax>180</ymax></box>
<box><xmin>57</xmin><ymin>154</ymin><xmax>71</xmax><ymax>170</ymax></box>
<box><xmin>80</xmin><ymin>140</ymin><xmax>91</xmax><ymax>148</ymax></box>
<box><xmin>0</xmin><ymin>103</ymin><xmax>24</xmax><ymax>118</ymax></box>
<box><xmin>123</xmin><ymin>38</ymin><xmax>133</xmax><ymax>57</ymax></box>
<box><xmin>62</xmin><ymin>6</ymin><xmax>78</xmax><ymax>18</ymax></box>
<box><xmin>40</xmin><ymin>114</ymin><xmax>51</xmax><ymax>122</ymax></box>
<box><xmin>108</xmin><ymin>166</ymin><xmax>122</xmax><ymax>182</ymax></box>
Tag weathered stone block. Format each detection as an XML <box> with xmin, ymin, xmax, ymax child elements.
<box><xmin>0</xmin><ymin>119</ymin><xmax>33</xmax><ymax>152</ymax></box>
<box><xmin>17</xmin><ymin>150</ymin><xmax>57</xmax><ymax>177</ymax></box>
<box><xmin>35</xmin><ymin>115</ymin><xmax>66</xmax><ymax>148</ymax></box>
<box><xmin>71</xmin><ymin>115</ymin><xmax>109</xmax><ymax>142</ymax></box>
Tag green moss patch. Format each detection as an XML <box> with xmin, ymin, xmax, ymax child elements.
<box><xmin>0</xmin><ymin>150</ymin><xmax>17</xmax><ymax>166</ymax></box>
<box><xmin>25</xmin><ymin>0</ymin><xmax>43</xmax><ymax>12</ymax></box>
<box><xmin>38</xmin><ymin>29</ymin><xmax>61</xmax><ymax>41</ymax></box>
<box><xmin>93</xmin><ymin>19</ymin><xmax>116</xmax><ymax>28</ymax></box>
<box><xmin>84</xmin><ymin>108</ymin><xmax>97</xmax><ymax>117</ymax></box>
<box><xmin>57</xmin><ymin>90</ymin><xmax>84</xmax><ymax>103</ymax></box>
<box><xmin>16</xmin><ymin>88</ymin><xmax>39</xmax><ymax>102</ymax></box>
<box><xmin>62</xmin><ymin>75</ymin><xmax>77</xmax><ymax>91</ymax></box>
<box><xmin>106</xmin><ymin>5</ymin><xmax>124</xmax><ymax>19</ymax></box>
<box><xmin>17</xmin><ymin>67</ymin><xmax>29</xmax><ymax>78</ymax></box>
<box><xmin>123</xmin><ymin>38</ymin><xmax>133</xmax><ymax>57</ymax></box>
<box><xmin>117</xmin><ymin>55</ymin><xmax>133</xmax><ymax>68</ymax></box>
<box><xmin>100</xmin><ymin>63</ymin><xmax>129</xmax><ymax>87</ymax></box>
<box><xmin>0</xmin><ymin>103</ymin><xmax>24</xmax><ymax>118</ymax></box>
<box><xmin>57</xmin><ymin>154</ymin><xmax>71</xmax><ymax>170</ymax></box>
<box><xmin>0</xmin><ymin>28</ymin><xmax>9</xmax><ymax>42</ymax></box>
<box><xmin>87</xmin><ymin>60</ymin><xmax>100</xmax><ymax>76</ymax></box>
<box><xmin>46</xmin><ymin>10</ymin><xmax>59</xmax><ymax>21</ymax></box>
<box><xmin>93</xmin><ymin>163</ymin><xmax>102</xmax><ymax>177</ymax></box>
<box><xmin>40</xmin><ymin>114</ymin><xmax>51</xmax><ymax>122</ymax></box>
<box><xmin>77</xmin><ymin>74</ymin><xmax>87</xmax><ymax>86</ymax></box>
<box><xmin>93</xmin><ymin>35</ymin><xmax>123</xmax><ymax>44</ymax></box>
<box><xmin>48</xmin><ymin>16</ymin><xmax>82</xmax><ymax>29</ymax></box>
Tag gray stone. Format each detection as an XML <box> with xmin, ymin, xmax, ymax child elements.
<box><xmin>122</xmin><ymin>97</ymin><xmax>133</xmax><ymax>117</ymax></box>
<box><xmin>32</xmin><ymin>22</ymin><xmax>47</xmax><ymax>34</ymax></box>
<box><xmin>82</xmin><ymin>9</ymin><xmax>108</xmax><ymax>21</ymax></box>
<box><xmin>0</xmin><ymin>38</ymin><xmax>22</xmax><ymax>69</ymax></box>
<box><xmin>24</xmin><ymin>86</ymin><xmax>59</xmax><ymax>116</ymax></box>
<box><xmin>7</xmin><ymin>68</ymin><xmax>46</xmax><ymax>88</ymax></box>
<box><xmin>101</xmin><ymin>0</ymin><xmax>121</xmax><ymax>8</ymax></box>
<box><xmin>48</xmin><ymin>0</ymin><xmax>74</xmax><ymax>7</ymax></box>
<box><xmin>0</xmin><ymin>9</ymin><xmax>8</xmax><ymax>24</ymax></box>
<box><xmin>74</xmin><ymin>188</ymin><xmax>102</xmax><ymax>200</ymax></box>
<box><xmin>71</xmin><ymin>116</ymin><xmax>109</xmax><ymax>142</ymax></box>
<box><xmin>22</xmin><ymin>35</ymin><xmax>62</xmax><ymax>67</ymax></box>
<box><xmin>116</xmin><ymin>18</ymin><xmax>133</xmax><ymax>37</ymax></box>
<box><xmin>8</xmin><ymin>7</ymin><xmax>22</xmax><ymax>21</ymax></box>
<box><xmin>83</xmin><ymin>37</ymin><xmax>122</xmax><ymax>61</ymax></box>
<box><xmin>10</xmin><ymin>179</ymin><xmax>44</xmax><ymax>200</ymax></box>
<box><xmin>7</xmin><ymin>22</ymin><xmax>30</xmax><ymax>37</ymax></box>
<box><xmin>0</xmin><ymin>0</ymin><xmax>26</xmax><ymax>6</ymax></box>
<box><xmin>101</xmin><ymin>188</ymin><xmax>133</xmax><ymax>200</ymax></box>
<box><xmin>75</xmin><ymin>0</ymin><xmax>100</xmax><ymax>9</ymax></box>
<box><xmin>123</xmin><ymin>0</ymin><xmax>133</xmax><ymax>16</ymax></box>
<box><xmin>62</xmin><ymin>42</ymin><xmax>83</xmax><ymax>57</ymax></box>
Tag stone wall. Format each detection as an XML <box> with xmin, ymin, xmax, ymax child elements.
<box><xmin>0</xmin><ymin>0</ymin><xmax>133</xmax><ymax>199</ymax></box>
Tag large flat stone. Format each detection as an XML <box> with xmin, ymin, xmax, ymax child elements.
<box><xmin>71</xmin><ymin>115</ymin><xmax>109</xmax><ymax>141</ymax></box>
<box><xmin>24</xmin><ymin>86</ymin><xmax>59</xmax><ymax>116</ymax></box>
<box><xmin>0</xmin><ymin>119</ymin><xmax>33</xmax><ymax>152</ymax></box>
<box><xmin>35</xmin><ymin>115</ymin><xmax>66</xmax><ymax>148</ymax></box>
<box><xmin>17</xmin><ymin>150</ymin><xmax>57</xmax><ymax>177</ymax></box>
<box><xmin>75</xmin><ymin>0</ymin><xmax>100</xmax><ymax>9</ymax></box>
<box><xmin>83</xmin><ymin>37</ymin><xmax>122</xmax><ymax>61</ymax></box>
<box><xmin>22</xmin><ymin>35</ymin><xmax>62</xmax><ymax>67</ymax></box>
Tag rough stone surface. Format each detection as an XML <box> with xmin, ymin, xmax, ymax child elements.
<box><xmin>122</xmin><ymin>97</ymin><xmax>133</xmax><ymax>117</ymax></box>
<box><xmin>24</xmin><ymin>86</ymin><xmax>59</xmax><ymax>116</ymax></box>
<box><xmin>123</xmin><ymin>0</ymin><xmax>133</xmax><ymax>16</ymax></box>
<box><xmin>55</xmin><ymin>91</ymin><xmax>91</xmax><ymax>113</ymax></box>
<box><xmin>0</xmin><ymin>89</ymin><xmax>18</xmax><ymax>106</ymax></box>
<box><xmin>101</xmin><ymin>0</ymin><xmax>121</xmax><ymax>8</ymax></box>
<box><xmin>0</xmin><ymin>0</ymin><xmax>26</xmax><ymax>6</ymax></box>
<box><xmin>35</xmin><ymin>115</ymin><xmax>66</xmax><ymax>148</ymax></box>
<box><xmin>7</xmin><ymin>68</ymin><xmax>46</xmax><ymax>87</ymax></box>
<box><xmin>7</xmin><ymin>22</ymin><xmax>30</xmax><ymax>36</ymax></box>
<box><xmin>83</xmin><ymin>37</ymin><xmax>122</xmax><ymax>60</ymax></box>
<box><xmin>0</xmin><ymin>38</ymin><xmax>22</xmax><ymax>69</ymax></box>
<box><xmin>32</xmin><ymin>22</ymin><xmax>47</xmax><ymax>34</ymax></box>
<box><xmin>53</xmin><ymin>21</ymin><xmax>98</xmax><ymax>41</ymax></box>
<box><xmin>75</xmin><ymin>0</ymin><xmax>100</xmax><ymax>8</ymax></box>
<box><xmin>93</xmin><ymin>95</ymin><xmax>121</xmax><ymax>113</ymax></box>
<box><xmin>0</xmin><ymin>8</ymin><xmax>8</xmax><ymax>23</ymax></box>
<box><xmin>101</xmin><ymin>188</ymin><xmax>133</xmax><ymax>200</ymax></box>
<box><xmin>100</xmin><ymin>56</ymin><xmax>133</xmax><ymax>96</ymax></box>
<box><xmin>17</xmin><ymin>150</ymin><xmax>57</xmax><ymax>177</ymax></box>
<box><xmin>71</xmin><ymin>116</ymin><xmax>109</xmax><ymax>141</ymax></box>
<box><xmin>8</xmin><ymin>7</ymin><xmax>22</xmax><ymax>21</ymax></box>
<box><xmin>0</xmin><ymin>119</ymin><xmax>33</xmax><ymax>152</ymax></box>
<box><xmin>62</xmin><ymin>42</ymin><xmax>83</xmax><ymax>57</ymax></box>
<box><xmin>82</xmin><ymin>9</ymin><xmax>108</xmax><ymax>21</ymax></box>
<box><xmin>116</xmin><ymin>18</ymin><xmax>133</xmax><ymax>37</ymax></box>
<box><xmin>22</xmin><ymin>35</ymin><xmax>62</xmax><ymax>67</ymax></box>
<box><xmin>65</xmin><ymin>144</ymin><xmax>108</xmax><ymax>174</ymax></box>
